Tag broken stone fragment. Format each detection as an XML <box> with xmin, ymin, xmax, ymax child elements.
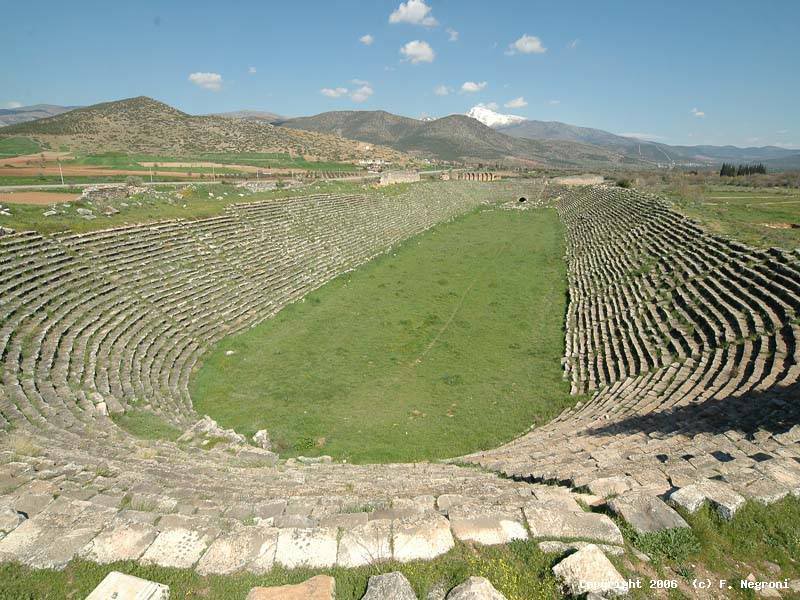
<box><xmin>85</xmin><ymin>571</ymin><xmax>169</xmax><ymax>600</ymax></box>
<box><xmin>552</xmin><ymin>544</ymin><xmax>629</xmax><ymax>597</ymax></box>
<box><xmin>445</xmin><ymin>576</ymin><xmax>507</xmax><ymax>599</ymax></box>
<box><xmin>253</xmin><ymin>429</ymin><xmax>272</xmax><ymax>450</ymax></box>
<box><xmin>362</xmin><ymin>572</ymin><xmax>416</xmax><ymax>600</ymax></box>
<box><xmin>608</xmin><ymin>492</ymin><xmax>689</xmax><ymax>533</ymax></box>
<box><xmin>178</xmin><ymin>415</ymin><xmax>245</xmax><ymax>445</ymax></box>
<box><xmin>246</xmin><ymin>575</ymin><xmax>335</xmax><ymax>600</ymax></box>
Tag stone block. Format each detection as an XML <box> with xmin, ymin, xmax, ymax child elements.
<box><xmin>85</xmin><ymin>571</ymin><xmax>169</xmax><ymax>600</ymax></box>
<box><xmin>524</xmin><ymin>505</ymin><xmax>623</xmax><ymax>545</ymax></box>
<box><xmin>197</xmin><ymin>526</ymin><xmax>278</xmax><ymax>575</ymax></box>
<box><xmin>449</xmin><ymin>505</ymin><xmax>528</xmax><ymax>546</ymax></box>
<box><xmin>608</xmin><ymin>492</ymin><xmax>688</xmax><ymax>533</ymax></box>
<box><xmin>274</xmin><ymin>527</ymin><xmax>337</xmax><ymax>569</ymax></box>
<box><xmin>81</xmin><ymin>522</ymin><xmax>158</xmax><ymax>563</ymax></box>
<box><xmin>552</xmin><ymin>544</ymin><xmax>628</xmax><ymax>597</ymax></box>
<box><xmin>141</xmin><ymin>528</ymin><xmax>214</xmax><ymax>569</ymax></box>
<box><xmin>393</xmin><ymin>513</ymin><xmax>454</xmax><ymax>562</ymax></box>
<box><xmin>246</xmin><ymin>575</ymin><xmax>335</xmax><ymax>600</ymax></box>
<box><xmin>336</xmin><ymin>519</ymin><xmax>391</xmax><ymax>567</ymax></box>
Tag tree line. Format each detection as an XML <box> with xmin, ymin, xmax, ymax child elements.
<box><xmin>719</xmin><ymin>163</ymin><xmax>767</xmax><ymax>177</ymax></box>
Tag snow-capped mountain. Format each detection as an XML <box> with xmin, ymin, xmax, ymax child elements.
<box><xmin>466</xmin><ymin>104</ymin><xmax>527</xmax><ymax>128</ymax></box>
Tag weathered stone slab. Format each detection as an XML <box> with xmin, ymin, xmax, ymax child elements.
<box><xmin>274</xmin><ymin>527</ymin><xmax>337</xmax><ymax>569</ymax></box>
<box><xmin>0</xmin><ymin>502</ymin><xmax>113</xmax><ymax>569</ymax></box>
<box><xmin>436</xmin><ymin>494</ymin><xmax>467</xmax><ymax>513</ymax></box>
<box><xmin>197</xmin><ymin>525</ymin><xmax>278</xmax><ymax>575</ymax></box>
<box><xmin>0</xmin><ymin>508</ymin><xmax>25</xmax><ymax>533</ymax></box>
<box><xmin>336</xmin><ymin>519</ymin><xmax>391</xmax><ymax>567</ymax></box>
<box><xmin>246</xmin><ymin>575</ymin><xmax>335</xmax><ymax>600</ymax></box>
<box><xmin>552</xmin><ymin>544</ymin><xmax>628</xmax><ymax>597</ymax></box>
<box><xmin>524</xmin><ymin>505</ymin><xmax>623</xmax><ymax>545</ymax></box>
<box><xmin>446</xmin><ymin>576</ymin><xmax>507</xmax><ymax>599</ymax></box>
<box><xmin>85</xmin><ymin>571</ymin><xmax>169</xmax><ymax>600</ymax></box>
<box><xmin>449</xmin><ymin>505</ymin><xmax>527</xmax><ymax>546</ymax></box>
<box><xmin>81</xmin><ymin>522</ymin><xmax>157</xmax><ymax>563</ymax></box>
<box><xmin>608</xmin><ymin>492</ymin><xmax>688</xmax><ymax>533</ymax></box>
<box><xmin>141</xmin><ymin>528</ymin><xmax>214</xmax><ymax>568</ymax></box>
<box><xmin>362</xmin><ymin>572</ymin><xmax>417</xmax><ymax>600</ymax></box>
<box><xmin>393</xmin><ymin>512</ymin><xmax>454</xmax><ymax>562</ymax></box>
<box><xmin>669</xmin><ymin>480</ymin><xmax>745</xmax><ymax>519</ymax></box>
<box><xmin>538</xmin><ymin>540</ymin><xmax>624</xmax><ymax>557</ymax></box>
<box><xmin>532</xmin><ymin>488</ymin><xmax>583</xmax><ymax>512</ymax></box>
<box><xmin>587</xmin><ymin>476</ymin><xmax>636</xmax><ymax>498</ymax></box>
<box><xmin>319</xmin><ymin>512</ymin><xmax>368</xmax><ymax>529</ymax></box>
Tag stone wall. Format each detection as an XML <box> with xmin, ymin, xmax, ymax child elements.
<box><xmin>379</xmin><ymin>170</ymin><xmax>421</xmax><ymax>186</ymax></box>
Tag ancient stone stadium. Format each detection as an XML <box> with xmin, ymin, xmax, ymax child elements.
<box><xmin>0</xmin><ymin>177</ymin><xmax>798</xmax><ymax>598</ymax></box>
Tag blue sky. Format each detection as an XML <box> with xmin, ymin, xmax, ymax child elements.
<box><xmin>2</xmin><ymin>0</ymin><xmax>798</xmax><ymax>148</ymax></box>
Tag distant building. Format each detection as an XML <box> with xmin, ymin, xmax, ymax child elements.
<box><xmin>379</xmin><ymin>170</ymin><xmax>420</xmax><ymax>186</ymax></box>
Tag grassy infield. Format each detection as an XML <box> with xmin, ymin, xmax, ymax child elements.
<box><xmin>2</xmin><ymin>188</ymin><xmax>799</xmax><ymax>597</ymax></box>
<box><xmin>191</xmin><ymin>208</ymin><xmax>572</xmax><ymax>462</ymax></box>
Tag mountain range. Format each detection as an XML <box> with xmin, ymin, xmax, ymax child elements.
<box><xmin>0</xmin><ymin>97</ymin><xmax>409</xmax><ymax>164</ymax></box>
<box><xmin>469</xmin><ymin>105</ymin><xmax>799</xmax><ymax>169</ymax></box>
<box><xmin>276</xmin><ymin>111</ymin><xmax>635</xmax><ymax>168</ymax></box>
<box><xmin>0</xmin><ymin>104</ymin><xmax>79</xmax><ymax>127</ymax></box>
<box><xmin>1</xmin><ymin>98</ymin><xmax>798</xmax><ymax>170</ymax></box>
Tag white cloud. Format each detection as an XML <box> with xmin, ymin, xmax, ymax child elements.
<box><xmin>3</xmin><ymin>101</ymin><xmax>23</xmax><ymax>109</ymax></box>
<box><xmin>477</xmin><ymin>101</ymin><xmax>499</xmax><ymax>110</ymax></box>
<box><xmin>360</xmin><ymin>34</ymin><xmax>374</xmax><ymax>45</ymax></box>
<box><xmin>389</xmin><ymin>0</ymin><xmax>438</xmax><ymax>26</ymax></box>
<box><xmin>446</xmin><ymin>28</ymin><xmax>459</xmax><ymax>42</ymax></box>
<box><xmin>321</xmin><ymin>82</ymin><xmax>374</xmax><ymax>103</ymax></box>
<box><xmin>505</xmin><ymin>96</ymin><xmax>527</xmax><ymax>108</ymax></box>
<box><xmin>620</xmin><ymin>132</ymin><xmax>667</xmax><ymax>141</ymax></box>
<box><xmin>461</xmin><ymin>81</ymin><xmax>487</xmax><ymax>93</ymax></box>
<box><xmin>400</xmin><ymin>40</ymin><xmax>435</xmax><ymax>63</ymax></box>
<box><xmin>691</xmin><ymin>107</ymin><xmax>705</xmax><ymax>118</ymax></box>
<box><xmin>569</xmin><ymin>39</ymin><xmax>580</xmax><ymax>49</ymax></box>
<box><xmin>351</xmin><ymin>84</ymin><xmax>374</xmax><ymax>103</ymax></box>
<box><xmin>434</xmin><ymin>85</ymin><xmax>451</xmax><ymax>96</ymax></box>
<box><xmin>248</xmin><ymin>66</ymin><xmax>257</xmax><ymax>74</ymax></box>
<box><xmin>776</xmin><ymin>129</ymin><xmax>789</xmax><ymax>134</ymax></box>
<box><xmin>188</xmin><ymin>72</ymin><xmax>223</xmax><ymax>91</ymax></box>
<box><xmin>506</xmin><ymin>34</ymin><xmax>547</xmax><ymax>55</ymax></box>
<box><xmin>548</xmin><ymin>99</ymin><xmax>560</xmax><ymax>105</ymax></box>
<box><xmin>321</xmin><ymin>87</ymin><xmax>349</xmax><ymax>98</ymax></box>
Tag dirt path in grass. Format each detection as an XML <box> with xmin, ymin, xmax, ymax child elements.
<box><xmin>0</xmin><ymin>191</ymin><xmax>80</xmax><ymax>205</ymax></box>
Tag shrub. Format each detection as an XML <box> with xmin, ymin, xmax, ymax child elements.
<box><xmin>616</xmin><ymin>178</ymin><xmax>633</xmax><ymax>189</ymax></box>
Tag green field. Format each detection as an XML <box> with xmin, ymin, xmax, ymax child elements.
<box><xmin>67</xmin><ymin>151</ymin><xmax>360</xmax><ymax>172</ymax></box>
<box><xmin>191</xmin><ymin>207</ymin><xmax>575</xmax><ymax>463</ymax></box>
<box><xmin>0</xmin><ymin>137</ymin><xmax>41</xmax><ymax>157</ymax></box>
<box><xmin>668</xmin><ymin>185</ymin><xmax>800</xmax><ymax>249</ymax></box>
<box><xmin>0</xmin><ymin>181</ymin><xmax>394</xmax><ymax>235</ymax></box>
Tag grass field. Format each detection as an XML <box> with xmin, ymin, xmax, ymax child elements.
<box><xmin>0</xmin><ymin>180</ymin><xmax>400</xmax><ymax>235</ymax></box>
<box><xmin>666</xmin><ymin>185</ymin><xmax>800</xmax><ymax>249</ymax></box>
<box><xmin>191</xmin><ymin>207</ymin><xmax>575</xmax><ymax>463</ymax></box>
<box><xmin>0</xmin><ymin>137</ymin><xmax>41</xmax><ymax>157</ymax></box>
